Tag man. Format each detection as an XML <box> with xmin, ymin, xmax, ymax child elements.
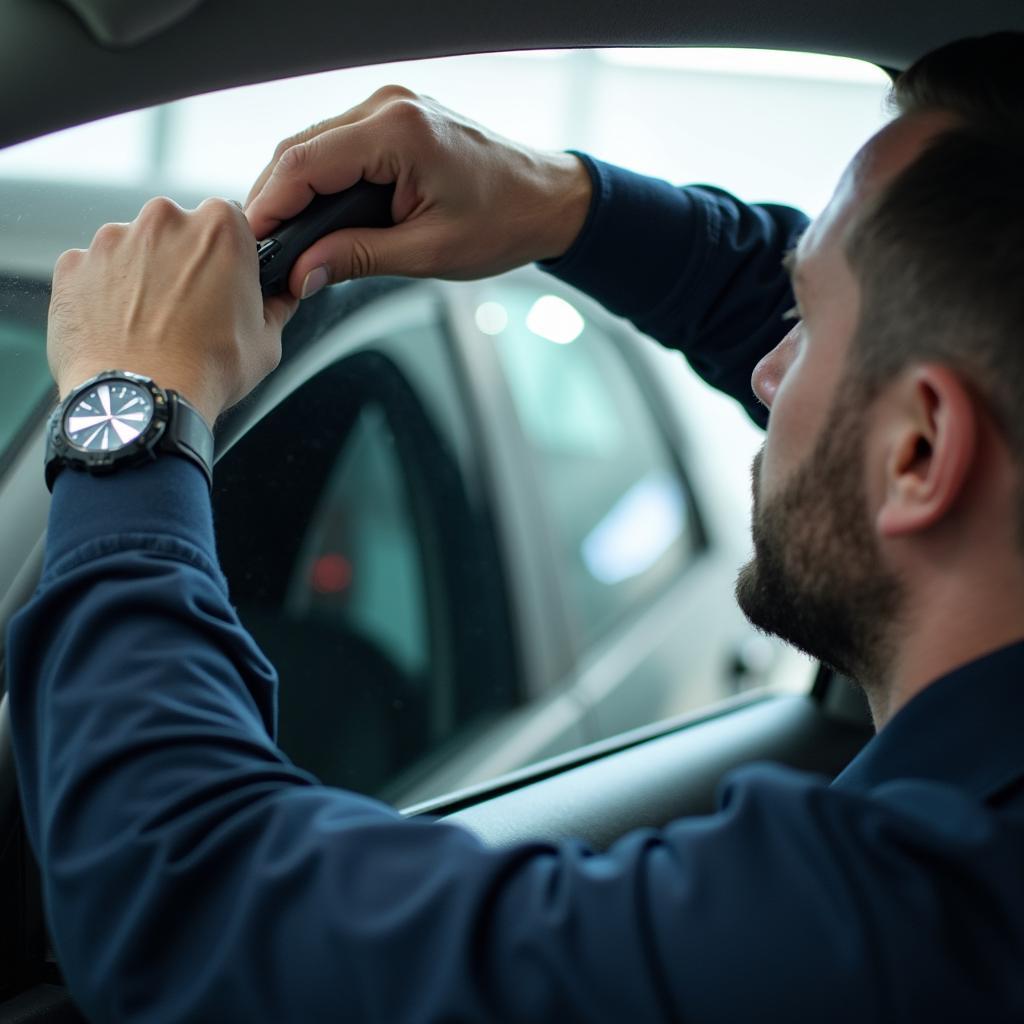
<box><xmin>8</xmin><ymin>32</ymin><xmax>1024</xmax><ymax>1022</ymax></box>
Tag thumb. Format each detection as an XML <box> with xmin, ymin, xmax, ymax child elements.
<box><xmin>288</xmin><ymin>221</ymin><xmax>442</xmax><ymax>298</ymax></box>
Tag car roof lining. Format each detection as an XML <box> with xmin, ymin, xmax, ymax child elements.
<box><xmin>54</xmin><ymin>0</ymin><xmax>209</xmax><ymax>48</ymax></box>
<box><xmin>3</xmin><ymin>0</ymin><xmax>1024</xmax><ymax>149</ymax></box>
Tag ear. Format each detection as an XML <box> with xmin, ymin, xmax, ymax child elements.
<box><xmin>875</xmin><ymin>365</ymin><xmax>978</xmax><ymax>538</ymax></box>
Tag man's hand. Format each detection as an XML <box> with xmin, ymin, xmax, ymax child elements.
<box><xmin>244</xmin><ymin>86</ymin><xmax>593</xmax><ymax>299</ymax></box>
<box><xmin>48</xmin><ymin>197</ymin><xmax>298</xmax><ymax>427</ymax></box>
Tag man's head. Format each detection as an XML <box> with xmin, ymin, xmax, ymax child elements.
<box><xmin>735</xmin><ymin>33</ymin><xmax>1024</xmax><ymax>718</ymax></box>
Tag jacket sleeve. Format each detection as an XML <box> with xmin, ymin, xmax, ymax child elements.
<box><xmin>539</xmin><ymin>154</ymin><xmax>811</xmax><ymax>428</ymax></box>
<box><xmin>7</xmin><ymin>459</ymin><xmax>1016</xmax><ymax>1023</ymax></box>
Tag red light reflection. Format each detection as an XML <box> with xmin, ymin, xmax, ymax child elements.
<box><xmin>311</xmin><ymin>553</ymin><xmax>353</xmax><ymax>594</ymax></box>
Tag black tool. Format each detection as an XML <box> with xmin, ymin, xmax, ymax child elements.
<box><xmin>257</xmin><ymin>181</ymin><xmax>396</xmax><ymax>297</ymax></box>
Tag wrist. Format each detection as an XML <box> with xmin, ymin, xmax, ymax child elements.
<box><xmin>533</xmin><ymin>151</ymin><xmax>594</xmax><ymax>262</ymax></box>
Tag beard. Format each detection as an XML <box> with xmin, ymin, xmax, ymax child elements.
<box><xmin>734</xmin><ymin>390</ymin><xmax>902</xmax><ymax>688</ymax></box>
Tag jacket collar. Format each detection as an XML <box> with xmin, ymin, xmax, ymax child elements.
<box><xmin>831</xmin><ymin>639</ymin><xmax>1024</xmax><ymax>804</ymax></box>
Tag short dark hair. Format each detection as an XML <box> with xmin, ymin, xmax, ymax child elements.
<box><xmin>889</xmin><ymin>32</ymin><xmax>1024</xmax><ymax>126</ymax></box>
<box><xmin>843</xmin><ymin>33</ymin><xmax>1024</xmax><ymax>533</ymax></box>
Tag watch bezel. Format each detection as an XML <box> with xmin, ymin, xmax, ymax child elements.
<box><xmin>46</xmin><ymin>370</ymin><xmax>171</xmax><ymax>487</ymax></box>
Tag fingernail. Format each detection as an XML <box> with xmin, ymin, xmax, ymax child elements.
<box><xmin>301</xmin><ymin>265</ymin><xmax>330</xmax><ymax>299</ymax></box>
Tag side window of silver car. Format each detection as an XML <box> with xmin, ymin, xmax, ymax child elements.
<box><xmin>213</xmin><ymin>311</ymin><xmax>519</xmax><ymax>803</ymax></box>
<box><xmin>483</xmin><ymin>283</ymin><xmax>700</xmax><ymax>651</ymax></box>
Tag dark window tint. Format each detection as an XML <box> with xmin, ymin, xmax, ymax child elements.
<box><xmin>486</xmin><ymin>284</ymin><xmax>698</xmax><ymax>649</ymax></box>
<box><xmin>213</xmin><ymin>318</ymin><xmax>518</xmax><ymax>800</ymax></box>
<box><xmin>288</xmin><ymin>403</ymin><xmax>429</xmax><ymax>680</ymax></box>
<box><xmin>0</xmin><ymin>279</ymin><xmax>52</xmax><ymax>469</ymax></box>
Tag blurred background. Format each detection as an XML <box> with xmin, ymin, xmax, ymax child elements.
<box><xmin>0</xmin><ymin>47</ymin><xmax>889</xmax><ymax>213</ymax></box>
<box><xmin>0</xmin><ymin>45</ymin><xmax>891</xmax><ymax>484</ymax></box>
<box><xmin>0</xmin><ymin>48</ymin><xmax>890</xmax><ymax>801</ymax></box>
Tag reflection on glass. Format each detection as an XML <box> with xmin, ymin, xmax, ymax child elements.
<box><xmin>492</xmin><ymin>298</ymin><xmax>621</xmax><ymax>457</ymax></box>
<box><xmin>581</xmin><ymin>470</ymin><xmax>687</xmax><ymax>584</ymax></box>
<box><xmin>474</xmin><ymin>301</ymin><xmax>509</xmax><ymax>336</ymax></box>
<box><xmin>525</xmin><ymin>294</ymin><xmax>585</xmax><ymax>345</ymax></box>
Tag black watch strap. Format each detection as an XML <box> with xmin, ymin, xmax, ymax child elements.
<box><xmin>162</xmin><ymin>392</ymin><xmax>214</xmax><ymax>490</ymax></box>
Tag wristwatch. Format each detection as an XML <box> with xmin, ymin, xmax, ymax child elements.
<box><xmin>44</xmin><ymin>370</ymin><xmax>215</xmax><ymax>492</ymax></box>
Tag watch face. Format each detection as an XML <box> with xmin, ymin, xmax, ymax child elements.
<box><xmin>63</xmin><ymin>380</ymin><xmax>155</xmax><ymax>453</ymax></box>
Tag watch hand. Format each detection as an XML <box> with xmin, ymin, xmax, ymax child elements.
<box><xmin>110</xmin><ymin>419</ymin><xmax>143</xmax><ymax>445</ymax></box>
<box><xmin>83</xmin><ymin>424</ymin><xmax>106</xmax><ymax>448</ymax></box>
<box><xmin>67</xmin><ymin>414</ymin><xmax>109</xmax><ymax>432</ymax></box>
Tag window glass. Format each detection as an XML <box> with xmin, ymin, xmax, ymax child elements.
<box><xmin>213</xmin><ymin>316</ymin><xmax>519</xmax><ymax>802</ymax></box>
<box><xmin>0</xmin><ymin>47</ymin><xmax>890</xmax><ymax>469</ymax></box>
<box><xmin>286</xmin><ymin>403</ymin><xmax>428</xmax><ymax>678</ymax></box>
<box><xmin>589</xmin><ymin>48</ymin><xmax>889</xmax><ymax>215</ymax></box>
<box><xmin>0</xmin><ymin>47</ymin><xmax>889</xmax><ymax>794</ymax></box>
<box><xmin>0</xmin><ymin>282</ymin><xmax>51</xmax><ymax>468</ymax></box>
<box><xmin>486</xmin><ymin>283</ymin><xmax>697</xmax><ymax>648</ymax></box>
<box><xmin>0</xmin><ymin>321</ymin><xmax>48</xmax><ymax>463</ymax></box>
<box><xmin>0</xmin><ymin>49</ymin><xmax>889</xmax><ymax>212</ymax></box>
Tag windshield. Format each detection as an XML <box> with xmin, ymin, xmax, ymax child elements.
<box><xmin>0</xmin><ymin>48</ymin><xmax>889</xmax><ymax>468</ymax></box>
<box><xmin>0</xmin><ymin>47</ymin><xmax>890</xmax><ymax>802</ymax></box>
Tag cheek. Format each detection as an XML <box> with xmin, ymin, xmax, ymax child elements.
<box><xmin>759</xmin><ymin>351</ymin><xmax>821</xmax><ymax>500</ymax></box>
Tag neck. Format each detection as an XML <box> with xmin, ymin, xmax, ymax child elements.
<box><xmin>865</xmin><ymin>583</ymin><xmax>1024</xmax><ymax>729</ymax></box>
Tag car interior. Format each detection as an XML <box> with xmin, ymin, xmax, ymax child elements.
<box><xmin>3</xmin><ymin>0</ymin><xmax>1024</xmax><ymax>1019</ymax></box>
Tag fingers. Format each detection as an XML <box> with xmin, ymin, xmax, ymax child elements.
<box><xmin>244</xmin><ymin>85</ymin><xmax>420</xmax><ymax>229</ymax></box>
<box><xmin>245</xmin><ymin>127</ymin><xmax>366</xmax><ymax>240</ymax></box>
<box><xmin>244</xmin><ymin>87</ymin><xmax>566</xmax><ymax>293</ymax></box>
<box><xmin>192</xmin><ymin>199</ymin><xmax>297</xmax><ymax>331</ymax></box>
<box><xmin>285</xmin><ymin>219</ymin><xmax>443</xmax><ymax>297</ymax></box>
<box><xmin>195</xmin><ymin>195</ymin><xmax>256</xmax><ymax>240</ymax></box>
<box><xmin>244</xmin><ymin>106</ymin><xmax>368</xmax><ymax>208</ymax></box>
<box><xmin>245</xmin><ymin>124</ymin><xmax>335</xmax><ymax>211</ymax></box>
<box><xmin>52</xmin><ymin>246</ymin><xmax>86</xmax><ymax>283</ymax></box>
<box><xmin>48</xmin><ymin>194</ymin><xmax>290</xmax><ymax>422</ymax></box>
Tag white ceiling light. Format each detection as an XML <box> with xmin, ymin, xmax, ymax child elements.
<box><xmin>474</xmin><ymin>301</ymin><xmax>510</xmax><ymax>336</ymax></box>
<box><xmin>526</xmin><ymin>294</ymin><xmax>585</xmax><ymax>345</ymax></box>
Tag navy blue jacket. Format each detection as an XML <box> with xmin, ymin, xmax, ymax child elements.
<box><xmin>7</xmin><ymin>157</ymin><xmax>1024</xmax><ymax>1022</ymax></box>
